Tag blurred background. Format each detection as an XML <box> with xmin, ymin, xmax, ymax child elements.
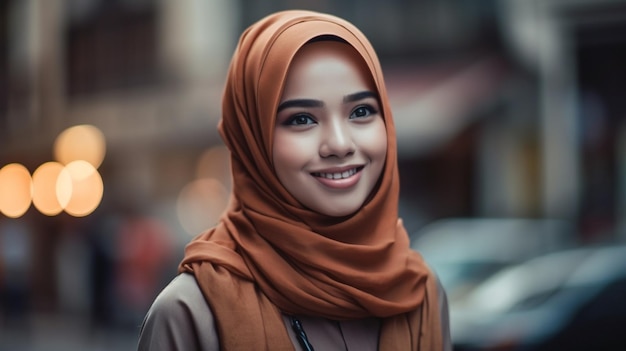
<box><xmin>1</xmin><ymin>0</ymin><xmax>626</xmax><ymax>350</ymax></box>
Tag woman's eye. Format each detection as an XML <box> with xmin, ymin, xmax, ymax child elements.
<box><xmin>284</xmin><ymin>114</ymin><xmax>316</xmax><ymax>126</ymax></box>
<box><xmin>350</xmin><ymin>105</ymin><xmax>376</xmax><ymax>119</ymax></box>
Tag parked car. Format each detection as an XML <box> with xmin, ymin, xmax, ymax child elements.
<box><xmin>410</xmin><ymin>218</ymin><xmax>574</xmax><ymax>303</ymax></box>
<box><xmin>451</xmin><ymin>244</ymin><xmax>626</xmax><ymax>351</ymax></box>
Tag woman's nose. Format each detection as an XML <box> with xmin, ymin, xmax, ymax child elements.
<box><xmin>319</xmin><ymin>119</ymin><xmax>355</xmax><ymax>158</ymax></box>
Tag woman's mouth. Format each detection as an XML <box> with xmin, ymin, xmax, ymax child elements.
<box><xmin>311</xmin><ymin>166</ymin><xmax>364</xmax><ymax>189</ymax></box>
<box><xmin>311</xmin><ymin>167</ymin><xmax>361</xmax><ymax>180</ymax></box>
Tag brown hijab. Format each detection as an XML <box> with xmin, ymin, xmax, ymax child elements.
<box><xmin>180</xmin><ymin>10</ymin><xmax>443</xmax><ymax>350</ymax></box>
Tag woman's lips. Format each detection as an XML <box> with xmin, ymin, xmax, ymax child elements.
<box><xmin>311</xmin><ymin>166</ymin><xmax>363</xmax><ymax>189</ymax></box>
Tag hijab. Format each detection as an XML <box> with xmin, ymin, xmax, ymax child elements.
<box><xmin>180</xmin><ymin>10</ymin><xmax>443</xmax><ymax>350</ymax></box>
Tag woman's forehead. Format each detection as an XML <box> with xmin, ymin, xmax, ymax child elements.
<box><xmin>281</xmin><ymin>40</ymin><xmax>378</xmax><ymax>99</ymax></box>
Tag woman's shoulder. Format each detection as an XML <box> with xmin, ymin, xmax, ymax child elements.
<box><xmin>422</xmin><ymin>260</ymin><xmax>453</xmax><ymax>351</ymax></box>
<box><xmin>137</xmin><ymin>273</ymin><xmax>219</xmax><ymax>350</ymax></box>
<box><xmin>150</xmin><ymin>273</ymin><xmax>206</xmax><ymax>312</ymax></box>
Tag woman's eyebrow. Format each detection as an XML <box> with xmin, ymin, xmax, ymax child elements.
<box><xmin>276</xmin><ymin>91</ymin><xmax>377</xmax><ymax>112</ymax></box>
<box><xmin>277</xmin><ymin>99</ymin><xmax>324</xmax><ymax>112</ymax></box>
<box><xmin>343</xmin><ymin>91</ymin><xmax>377</xmax><ymax>103</ymax></box>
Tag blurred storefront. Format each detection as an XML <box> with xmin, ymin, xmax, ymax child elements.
<box><xmin>1</xmin><ymin>0</ymin><xmax>626</xmax><ymax>349</ymax></box>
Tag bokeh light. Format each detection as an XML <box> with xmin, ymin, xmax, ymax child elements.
<box><xmin>195</xmin><ymin>146</ymin><xmax>232</xmax><ymax>191</ymax></box>
<box><xmin>32</xmin><ymin>162</ymin><xmax>66</xmax><ymax>216</ymax></box>
<box><xmin>57</xmin><ymin>160</ymin><xmax>104</xmax><ymax>217</ymax></box>
<box><xmin>53</xmin><ymin>124</ymin><xmax>106</xmax><ymax>168</ymax></box>
<box><xmin>0</xmin><ymin>163</ymin><xmax>32</xmax><ymax>218</ymax></box>
<box><xmin>176</xmin><ymin>178</ymin><xmax>229</xmax><ymax>236</ymax></box>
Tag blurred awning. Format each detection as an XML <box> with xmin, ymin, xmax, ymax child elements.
<box><xmin>385</xmin><ymin>55</ymin><xmax>510</xmax><ymax>157</ymax></box>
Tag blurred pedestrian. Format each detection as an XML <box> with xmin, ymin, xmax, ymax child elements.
<box><xmin>115</xmin><ymin>214</ymin><xmax>174</xmax><ymax>327</ymax></box>
<box><xmin>138</xmin><ymin>10</ymin><xmax>450</xmax><ymax>350</ymax></box>
<box><xmin>0</xmin><ymin>219</ymin><xmax>33</xmax><ymax>329</ymax></box>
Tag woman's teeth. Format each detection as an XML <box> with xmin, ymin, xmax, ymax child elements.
<box><xmin>313</xmin><ymin>168</ymin><xmax>357</xmax><ymax>180</ymax></box>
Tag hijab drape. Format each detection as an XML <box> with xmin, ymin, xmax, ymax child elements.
<box><xmin>180</xmin><ymin>10</ymin><xmax>443</xmax><ymax>350</ymax></box>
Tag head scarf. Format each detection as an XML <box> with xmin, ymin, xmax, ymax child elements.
<box><xmin>180</xmin><ymin>10</ymin><xmax>443</xmax><ymax>350</ymax></box>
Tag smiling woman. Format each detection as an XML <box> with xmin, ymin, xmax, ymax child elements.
<box><xmin>138</xmin><ymin>10</ymin><xmax>450</xmax><ymax>351</ymax></box>
<box><xmin>273</xmin><ymin>40</ymin><xmax>387</xmax><ymax>217</ymax></box>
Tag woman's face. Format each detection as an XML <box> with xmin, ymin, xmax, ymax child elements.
<box><xmin>273</xmin><ymin>40</ymin><xmax>387</xmax><ymax>217</ymax></box>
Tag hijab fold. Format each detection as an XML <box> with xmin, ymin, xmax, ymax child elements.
<box><xmin>180</xmin><ymin>10</ymin><xmax>443</xmax><ymax>350</ymax></box>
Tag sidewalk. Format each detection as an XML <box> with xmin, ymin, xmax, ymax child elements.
<box><xmin>0</xmin><ymin>314</ymin><xmax>138</xmax><ymax>351</ymax></box>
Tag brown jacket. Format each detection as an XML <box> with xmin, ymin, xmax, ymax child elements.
<box><xmin>137</xmin><ymin>273</ymin><xmax>451</xmax><ymax>350</ymax></box>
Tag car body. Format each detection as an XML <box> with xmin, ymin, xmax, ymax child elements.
<box><xmin>451</xmin><ymin>244</ymin><xmax>626</xmax><ymax>351</ymax></box>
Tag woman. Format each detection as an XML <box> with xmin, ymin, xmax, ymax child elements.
<box><xmin>138</xmin><ymin>10</ymin><xmax>451</xmax><ymax>350</ymax></box>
